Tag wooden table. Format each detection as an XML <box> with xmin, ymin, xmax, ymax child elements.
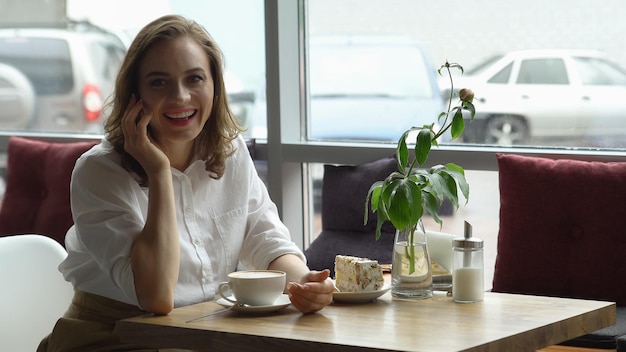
<box><xmin>116</xmin><ymin>291</ymin><xmax>615</xmax><ymax>352</ymax></box>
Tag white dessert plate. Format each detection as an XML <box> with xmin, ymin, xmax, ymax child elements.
<box><xmin>332</xmin><ymin>284</ymin><xmax>391</xmax><ymax>303</ymax></box>
<box><xmin>216</xmin><ymin>294</ymin><xmax>291</xmax><ymax>313</ymax></box>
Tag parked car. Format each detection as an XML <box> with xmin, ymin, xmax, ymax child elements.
<box><xmin>247</xmin><ymin>35</ymin><xmax>445</xmax><ymax>142</ymax></box>
<box><xmin>451</xmin><ymin>50</ymin><xmax>626</xmax><ymax>146</ymax></box>
<box><xmin>0</xmin><ymin>62</ymin><xmax>35</xmax><ymax>130</ymax></box>
<box><xmin>0</xmin><ymin>21</ymin><xmax>127</xmax><ymax>133</ymax></box>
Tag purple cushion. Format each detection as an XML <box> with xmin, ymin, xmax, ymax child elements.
<box><xmin>0</xmin><ymin>137</ymin><xmax>96</xmax><ymax>247</ymax></box>
<box><xmin>321</xmin><ymin>156</ymin><xmax>397</xmax><ymax>233</ymax></box>
<box><xmin>492</xmin><ymin>153</ymin><xmax>626</xmax><ymax>305</ymax></box>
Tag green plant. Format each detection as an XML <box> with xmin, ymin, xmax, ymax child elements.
<box><xmin>364</xmin><ymin>61</ymin><xmax>476</xmax><ymax>246</ymax></box>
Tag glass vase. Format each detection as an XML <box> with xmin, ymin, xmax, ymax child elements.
<box><xmin>391</xmin><ymin>225</ymin><xmax>433</xmax><ymax>299</ymax></box>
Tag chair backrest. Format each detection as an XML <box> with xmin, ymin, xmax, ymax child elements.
<box><xmin>0</xmin><ymin>136</ymin><xmax>97</xmax><ymax>247</ymax></box>
<box><xmin>0</xmin><ymin>234</ymin><xmax>73</xmax><ymax>351</ymax></box>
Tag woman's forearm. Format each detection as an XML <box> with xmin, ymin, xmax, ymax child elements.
<box><xmin>131</xmin><ymin>169</ymin><xmax>180</xmax><ymax>314</ymax></box>
<box><xmin>268</xmin><ymin>254</ymin><xmax>310</xmax><ymax>289</ymax></box>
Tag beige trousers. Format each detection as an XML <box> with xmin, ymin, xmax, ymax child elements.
<box><xmin>37</xmin><ymin>290</ymin><xmax>191</xmax><ymax>352</ymax></box>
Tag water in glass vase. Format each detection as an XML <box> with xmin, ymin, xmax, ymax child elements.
<box><xmin>391</xmin><ymin>241</ymin><xmax>433</xmax><ymax>299</ymax></box>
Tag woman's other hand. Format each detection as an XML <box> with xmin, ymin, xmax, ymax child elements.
<box><xmin>287</xmin><ymin>269</ymin><xmax>334</xmax><ymax>313</ymax></box>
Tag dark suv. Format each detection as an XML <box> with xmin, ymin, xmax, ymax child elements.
<box><xmin>0</xmin><ymin>21</ymin><xmax>127</xmax><ymax>133</ymax></box>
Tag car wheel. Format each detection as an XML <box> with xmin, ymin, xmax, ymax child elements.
<box><xmin>484</xmin><ymin>115</ymin><xmax>529</xmax><ymax>145</ymax></box>
<box><xmin>0</xmin><ymin>63</ymin><xmax>35</xmax><ymax>130</ymax></box>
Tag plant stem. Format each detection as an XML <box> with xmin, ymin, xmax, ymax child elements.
<box><xmin>434</xmin><ymin>64</ymin><xmax>456</xmax><ymax>141</ymax></box>
<box><xmin>407</xmin><ymin>224</ymin><xmax>418</xmax><ymax>274</ymax></box>
<box><xmin>404</xmin><ymin>220</ymin><xmax>425</xmax><ymax>275</ymax></box>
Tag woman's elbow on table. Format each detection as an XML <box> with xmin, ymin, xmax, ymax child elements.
<box><xmin>138</xmin><ymin>295</ymin><xmax>174</xmax><ymax>315</ymax></box>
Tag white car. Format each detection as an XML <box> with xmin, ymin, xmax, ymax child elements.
<box><xmin>452</xmin><ymin>50</ymin><xmax>626</xmax><ymax>146</ymax></box>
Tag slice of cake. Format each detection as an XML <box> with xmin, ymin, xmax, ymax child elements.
<box><xmin>334</xmin><ymin>255</ymin><xmax>384</xmax><ymax>292</ymax></box>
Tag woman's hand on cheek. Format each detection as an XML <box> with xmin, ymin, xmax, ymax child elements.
<box><xmin>121</xmin><ymin>95</ymin><xmax>170</xmax><ymax>174</ymax></box>
<box><xmin>286</xmin><ymin>269</ymin><xmax>334</xmax><ymax>313</ymax></box>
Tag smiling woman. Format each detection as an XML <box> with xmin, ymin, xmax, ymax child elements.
<box><xmin>35</xmin><ymin>14</ymin><xmax>334</xmax><ymax>352</ymax></box>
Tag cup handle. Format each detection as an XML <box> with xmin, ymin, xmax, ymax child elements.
<box><xmin>218</xmin><ymin>282</ymin><xmax>237</xmax><ymax>304</ymax></box>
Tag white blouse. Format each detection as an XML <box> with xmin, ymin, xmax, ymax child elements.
<box><xmin>59</xmin><ymin>135</ymin><xmax>304</xmax><ymax>308</ymax></box>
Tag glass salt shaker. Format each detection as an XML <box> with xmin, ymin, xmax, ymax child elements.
<box><xmin>452</xmin><ymin>221</ymin><xmax>484</xmax><ymax>303</ymax></box>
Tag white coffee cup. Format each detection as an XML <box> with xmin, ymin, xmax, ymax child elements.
<box><xmin>218</xmin><ymin>270</ymin><xmax>286</xmax><ymax>306</ymax></box>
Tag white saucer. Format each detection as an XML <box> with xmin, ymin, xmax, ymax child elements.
<box><xmin>332</xmin><ymin>284</ymin><xmax>391</xmax><ymax>303</ymax></box>
<box><xmin>216</xmin><ymin>294</ymin><xmax>291</xmax><ymax>313</ymax></box>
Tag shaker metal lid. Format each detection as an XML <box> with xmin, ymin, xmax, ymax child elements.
<box><xmin>453</xmin><ymin>221</ymin><xmax>484</xmax><ymax>248</ymax></box>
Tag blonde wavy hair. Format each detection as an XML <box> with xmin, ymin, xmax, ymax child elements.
<box><xmin>104</xmin><ymin>14</ymin><xmax>242</xmax><ymax>185</ymax></box>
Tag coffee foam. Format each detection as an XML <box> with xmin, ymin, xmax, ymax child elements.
<box><xmin>231</xmin><ymin>271</ymin><xmax>284</xmax><ymax>279</ymax></box>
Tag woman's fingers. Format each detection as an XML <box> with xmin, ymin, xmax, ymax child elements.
<box><xmin>287</xmin><ymin>277</ymin><xmax>334</xmax><ymax>313</ymax></box>
<box><xmin>122</xmin><ymin>95</ymin><xmax>149</xmax><ymax>140</ymax></box>
<box><xmin>122</xmin><ymin>95</ymin><xmax>139</xmax><ymax>134</ymax></box>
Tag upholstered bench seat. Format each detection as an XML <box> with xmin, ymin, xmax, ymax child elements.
<box><xmin>560</xmin><ymin>307</ymin><xmax>626</xmax><ymax>349</ymax></box>
<box><xmin>493</xmin><ymin>153</ymin><xmax>626</xmax><ymax>350</ymax></box>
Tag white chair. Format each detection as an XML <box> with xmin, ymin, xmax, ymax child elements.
<box><xmin>0</xmin><ymin>234</ymin><xmax>74</xmax><ymax>352</ymax></box>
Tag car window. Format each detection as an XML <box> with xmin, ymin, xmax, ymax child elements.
<box><xmin>0</xmin><ymin>37</ymin><xmax>73</xmax><ymax>95</ymax></box>
<box><xmin>309</xmin><ymin>45</ymin><xmax>435</xmax><ymax>98</ymax></box>
<box><xmin>516</xmin><ymin>58</ymin><xmax>568</xmax><ymax>85</ymax></box>
<box><xmin>574</xmin><ymin>56</ymin><xmax>626</xmax><ymax>86</ymax></box>
<box><xmin>467</xmin><ymin>55</ymin><xmax>504</xmax><ymax>76</ymax></box>
<box><xmin>87</xmin><ymin>40</ymin><xmax>125</xmax><ymax>83</ymax></box>
<box><xmin>487</xmin><ymin>62</ymin><xmax>513</xmax><ymax>84</ymax></box>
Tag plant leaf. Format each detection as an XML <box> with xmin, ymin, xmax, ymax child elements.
<box><xmin>375</xmin><ymin>209</ymin><xmax>386</xmax><ymax>241</ymax></box>
<box><xmin>463</xmin><ymin>101</ymin><xmax>476</xmax><ymax>120</ymax></box>
<box><xmin>397</xmin><ymin>130</ymin><xmax>410</xmax><ymax>170</ymax></box>
<box><xmin>438</xmin><ymin>171</ymin><xmax>460</xmax><ymax>208</ymax></box>
<box><xmin>422</xmin><ymin>190</ymin><xmax>442</xmax><ymax>227</ymax></box>
<box><xmin>415</xmin><ymin>128</ymin><xmax>432</xmax><ymax>166</ymax></box>
<box><xmin>364</xmin><ymin>181</ymin><xmax>384</xmax><ymax>224</ymax></box>
<box><xmin>382</xmin><ymin>178</ymin><xmax>423</xmax><ymax>231</ymax></box>
<box><xmin>450</xmin><ymin>108</ymin><xmax>465</xmax><ymax>139</ymax></box>
<box><xmin>444</xmin><ymin>163</ymin><xmax>470</xmax><ymax>202</ymax></box>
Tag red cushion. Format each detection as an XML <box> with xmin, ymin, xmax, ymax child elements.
<box><xmin>0</xmin><ymin>137</ymin><xmax>96</xmax><ymax>247</ymax></box>
<box><xmin>492</xmin><ymin>153</ymin><xmax>626</xmax><ymax>305</ymax></box>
